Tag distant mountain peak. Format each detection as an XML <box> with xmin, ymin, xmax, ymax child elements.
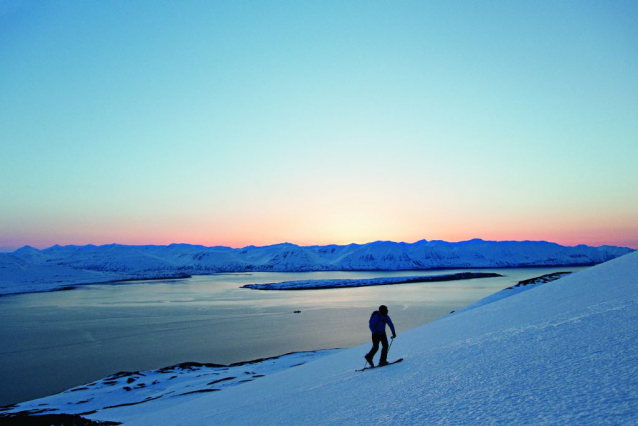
<box><xmin>14</xmin><ymin>245</ymin><xmax>39</xmax><ymax>253</ymax></box>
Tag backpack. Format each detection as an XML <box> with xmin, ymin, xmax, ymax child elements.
<box><xmin>369</xmin><ymin>311</ymin><xmax>380</xmax><ymax>329</ymax></box>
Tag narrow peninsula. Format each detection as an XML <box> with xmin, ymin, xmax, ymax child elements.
<box><xmin>241</xmin><ymin>272</ymin><xmax>503</xmax><ymax>290</ymax></box>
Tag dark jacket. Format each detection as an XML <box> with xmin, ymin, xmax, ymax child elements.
<box><xmin>369</xmin><ymin>311</ymin><xmax>396</xmax><ymax>335</ymax></box>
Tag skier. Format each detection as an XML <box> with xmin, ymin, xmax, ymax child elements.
<box><xmin>364</xmin><ymin>305</ymin><xmax>396</xmax><ymax>367</ymax></box>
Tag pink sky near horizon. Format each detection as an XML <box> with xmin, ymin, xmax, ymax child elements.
<box><xmin>2</xmin><ymin>187</ymin><xmax>636</xmax><ymax>251</ymax></box>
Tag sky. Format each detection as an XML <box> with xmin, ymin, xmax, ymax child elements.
<box><xmin>1</xmin><ymin>0</ymin><xmax>637</xmax><ymax>251</ymax></box>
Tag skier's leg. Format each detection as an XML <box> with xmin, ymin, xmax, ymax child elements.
<box><xmin>367</xmin><ymin>333</ymin><xmax>380</xmax><ymax>359</ymax></box>
<box><xmin>379</xmin><ymin>334</ymin><xmax>389</xmax><ymax>363</ymax></box>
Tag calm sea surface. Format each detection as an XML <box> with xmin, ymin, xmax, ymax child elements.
<box><xmin>0</xmin><ymin>267</ymin><xmax>586</xmax><ymax>405</ymax></box>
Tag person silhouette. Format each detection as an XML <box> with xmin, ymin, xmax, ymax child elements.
<box><xmin>365</xmin><ymin>305</ymin><xmax>396</xmax><ymax>367</ymax></box>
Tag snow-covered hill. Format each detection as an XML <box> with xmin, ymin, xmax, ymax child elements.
<box><xmin>112</xmin><ymin>250</ymin><xmax>636</xmax><ymax>425</ymax></box>
<box><xmin>0</xmin><ymin>240</ymin><xmax>633</xmax><ymax>295</ymax></box>
<box><xmin>0</xmin><ymin>249</ymin><xmax>190</xmax><ymax>296</ymax></box>
<box><xmin>0</xmin><ymin>252</ymin><xmax>130</xmax><ymax>295</ymax></box>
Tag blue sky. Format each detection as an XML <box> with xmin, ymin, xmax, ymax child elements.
<box><xmin>1</xmin><ymin>1</ymin><xmax>637</xmax><ymax>250</ymax></box>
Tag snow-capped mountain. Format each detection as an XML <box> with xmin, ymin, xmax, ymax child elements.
<box><xmin>0</xmin><ymin>239</ymin><xmax>633</xmax><ymax>295</ymax></box>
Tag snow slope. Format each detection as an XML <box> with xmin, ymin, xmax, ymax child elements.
<box><xmin>122</xmin><ymin>251</ymin><xmax>638</xmax><ymax>425</ymax></box>
<box><xmin>0</xmin><ymin>253</ymin><xmax>130</xmax><ymax>295</ymax></box>
<box><xmin>1</xmin><ymin>240</ymin><xmax>632</xmax><ymax>296</ymax></box>
<box><xmin>451</xmin><ymin>271</ymin><xmax>571</xmax><ymax>315</ymax></box>
<box><xmin>0</xmin><ymin>251</ymin><xmax>190</xmax><ymax>296</ymax></box>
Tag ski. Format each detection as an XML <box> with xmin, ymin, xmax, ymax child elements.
<box><xmin>357</xmin><ymin>358</ymin><xmax>403</xmax><ymax>372</ymax></box>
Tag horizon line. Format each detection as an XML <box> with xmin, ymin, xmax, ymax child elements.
<box><xmin>4</xmin><ymin>238</ymin><xmax>635</xmax><ymax>253</ymax></box>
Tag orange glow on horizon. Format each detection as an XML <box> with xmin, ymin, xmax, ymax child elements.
<box><xmin>2</xmin><ymin>202</ymin><xmax>636</xmax><ymax>250</ymax></box>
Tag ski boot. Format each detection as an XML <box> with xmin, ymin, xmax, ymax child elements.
<box><xmin>364</xmin><ymin>354</ymin><xmax>374</xmax><ymax>367</ymax></box>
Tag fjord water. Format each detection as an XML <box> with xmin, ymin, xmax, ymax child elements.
<box><xmin>0</xmin><ymin>267</ymin><xmax>586</xmax><ymax>406</ymax></box>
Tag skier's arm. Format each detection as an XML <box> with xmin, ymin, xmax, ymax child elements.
<box><xmin>388</xmin><ymin>316</ymin><xmax>396</xmax><ymax>337</ymax></box>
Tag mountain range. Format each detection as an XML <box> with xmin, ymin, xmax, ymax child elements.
<box><xmin>0</xmin><ymin>239</ymin><xmax>633</xmax><ymax>295</ymax></box>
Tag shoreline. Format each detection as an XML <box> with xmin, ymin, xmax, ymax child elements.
<box><xmin>0</xmin><ymin>264</ymin><xmax>600</xmax><ymax>298</ymax></box>
<box><xmin>0</xmin><ymin>273</ymin><xmax>193</xmax><ymax>298</ymax></box>
<box><xmin>0</xmin><ymin>349</ymin><xmax>342</xmax><ymax>423</ymax></box>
